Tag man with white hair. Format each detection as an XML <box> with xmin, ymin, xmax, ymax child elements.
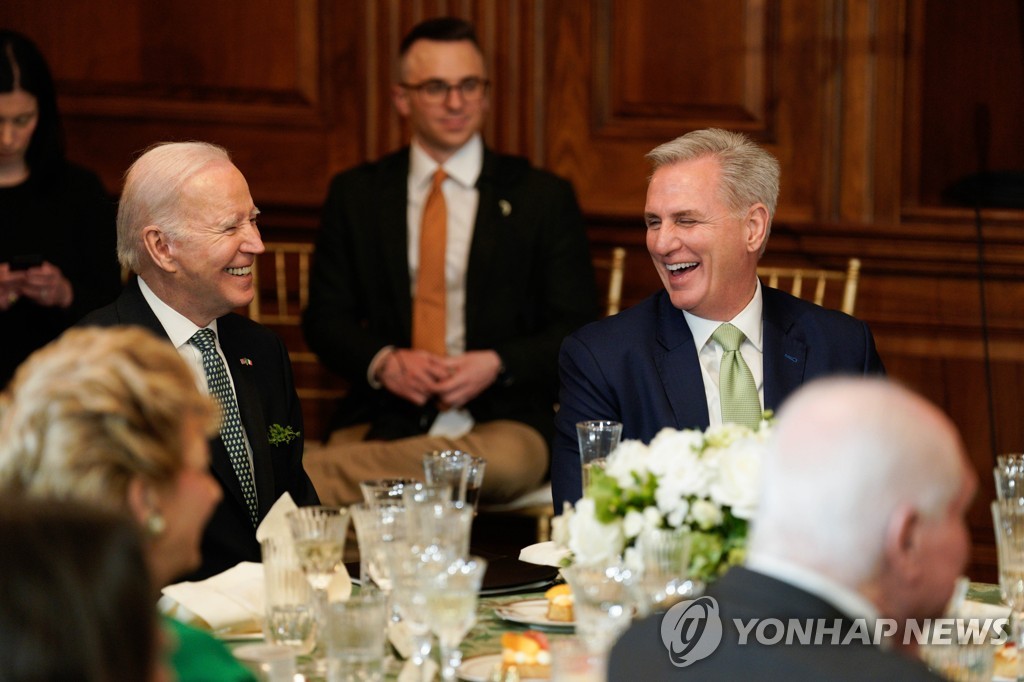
<box><xmin>80</xmin><ymin>141</ymin><xmax>319</xmax><ymax>580</ymax></box>
<box><xmin>608</xmin><ymin>377</ymin><xmax>974</xmax><ymax>680</ymax></box>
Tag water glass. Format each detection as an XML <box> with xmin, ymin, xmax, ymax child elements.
<box><xmin>995</xmin><ymin>454</ymin><xmax>1024</xmax><ymax>501</ymax></box>
<box><xmin>465</xmin><ymin>457</ymin><xmax>486</xmax><ymax>513</ymax></box>
<box><xmin>350</xmin><ymin>503</ymin><xmax>407</xmax><ymax>592</ymax></box>
<box><xmin>576</xmin><ymin>421</ymin><xmax>622</xmax><ymax>495</ymax></box>
<box><xmin>635</xmin><ymin>527</ymin><xmax>701</xmax><ymax>614</ymax></box>
<box><xmin>360</xmin><ymin>478</ymin><xmax>419</xmax><ymax>506</ymax></box>
<box><xmin>992</xmin><ymin>500</ymin><xmax>1024</xmax><ymax>681</ymax></box>
<box><xmin>402</xmin><ymin>481</ymin><xmax>453</xmax><ymax>506</ymax></box>
<box><xmin>423</xmin><ymin>450</ymin><xmax>472</xmax><ymax>503</ymax></box>
<box><xmin>427</xmin><ymin>556</ymin><xmax>488</xmax><ymax>680</ymax></box>
<box><xmin>260</xmin><ymin>537</ymin><xmax>316</xmax><ymax>654</ymax></box>
<box><xmin>324</xmin><ymin>591</ymin><xmax>389</xmax><ymax>682</ymax></box>
<box><xmin>406</xmin><ymin>500</ymin><xmax>473</xmax><ymax>557</ymax></box>
<box><xmin>562</xmin><ymin>562</ymin><xmax>637</xmax><ymax>655</ymax></box>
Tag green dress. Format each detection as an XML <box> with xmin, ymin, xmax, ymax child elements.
<box><xmin>162</xmin><ymin>617</ymin><xmax>256</xmax><ymax>682</ymax></box>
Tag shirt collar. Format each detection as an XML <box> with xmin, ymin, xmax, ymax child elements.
<box><xmin>137</xmin><ymin>277</ymin><xmax>219</xmax><ymax>348</ymax></box>
<box><xmin>410</xmin><ymin>134</ymin><xmax>483</xmax><ymax>190</ymax></box>
<box><xmin>746</xmin><ymin>551</ymin><xmax>881</xmax><ymax>623</ymax></box>
<box><xmin>684</xmin><ymin>279</ymin><xmax>764</xmax><ymax>351</ymax></box>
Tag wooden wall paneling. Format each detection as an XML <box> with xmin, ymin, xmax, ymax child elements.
<box><xmin>903</xmin><ymin>0</ymin><xmax>1024</xmax><ymax>209</ymax></box>
<box><xmin>0</xmin><ymin>0</ymin><xmax>338</xmax><ymax>208</ymax></box>
<box><xmin>869</xmin><ymin>1</ymin><xmax>908</xmax><ymax>223</ymax></box>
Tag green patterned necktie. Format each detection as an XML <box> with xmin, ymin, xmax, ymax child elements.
<box><xmin>712</xmin><ymin>323</ymin><xmax>762</xmax><ymax>429</ymax></box>
<box><xmin>190</xmin><ymin>328</ymin><xmax>259</xmax><ymax>527</ymax></box>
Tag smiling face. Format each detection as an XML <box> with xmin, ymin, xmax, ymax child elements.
<box><xmin>644</xmin><ymin>156</ymin><xmax>767</xmax><ymax>320</ymax></box>
<box><xmin>393</xmin><ymin>39</ymin><xmax>489</xmax><ymax>163</ymax></box>
<box><xmin>162</xmin><ymin>161</ymin><xmax>264</xmax><ymax>326</ymax></box>
<box><xmin>0</xmin><ymin>89</ymin><xmax>38</xmax><ymax>176</ymax></box>
<box><xmin>150</xmin><ymin>412</ymin><xmax>221</xmax><ymax>584</ymax></box>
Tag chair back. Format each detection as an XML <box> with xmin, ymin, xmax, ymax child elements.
<box><xmin>593</xmin><ymin>247</ymin><xmax>627</xmax><ymax>317</ymax></box>
<box><xmin>248</xmin><ymin>242</ymin><xmax>314</xmax><ymax>324</ymax></box>
<box><xmin>757</xmin><ymin>257</ymin><xmax>860</xmax><ymax>315</ymax></box>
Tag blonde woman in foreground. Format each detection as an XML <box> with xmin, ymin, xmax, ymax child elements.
<box><xmin>0</xmin><ymin>326</ymin><xmax>255</xmax><ymax>682</ymax></box>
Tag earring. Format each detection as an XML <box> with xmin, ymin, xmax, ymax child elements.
<box><xmin>145</xmin><ymin>511</ymin><xmax>166</xmax><ymax>537</ymax></box>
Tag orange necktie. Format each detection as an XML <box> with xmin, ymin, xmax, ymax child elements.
<box><xmin>412</xmin><ymin>168</ymin><xmax>447</xmax><ymax>355</ymax></box>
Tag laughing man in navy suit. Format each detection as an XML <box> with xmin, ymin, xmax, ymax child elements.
<box><xmin>551</xmin><ymin>128</ymin><xmax>885</xmax><ymax>511</ymax></box>
<box><xmin>80</xmin><ymin>142</ymin><xmax>319</xmax><ymax>580</ymax></box>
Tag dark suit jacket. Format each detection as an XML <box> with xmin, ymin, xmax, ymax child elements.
<box><xmin>608</xmin><ymin>566</ymin><xmax>943</xmax><ymax>681</ymax></box>
<box><xmin>79</xmin><ymin>279</ymin><xmax>319</xmax><ymax>580</ymax></box>
<box><xmin>302</xmin><ymin>146</ymin><xmax>598</xmax><ymax>446</ymax></box>
<box><xmin>552</xmin><ymin>287</ymin><xmax>885</xmax><ymax>510</ymax></box>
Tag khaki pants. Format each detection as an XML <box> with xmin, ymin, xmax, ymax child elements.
<box><xmin>303</xmin><ymin>420</ymin><xmax>548</xmax><ymax>506</ymax></box>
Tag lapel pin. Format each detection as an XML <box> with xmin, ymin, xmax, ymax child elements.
<box><xmin>498</xmin><ymin>199</ymin><xmax>511</xmax><ymax>217</ymax></box>
<box><xmin>240</xmin><ymin>358</ymin><xmax>253</xmax><ymax>366</ymax></box>
<box><xmin>784</xmin><ymin>354</ymin><xmax>798</xmax><ymax>363</ymax></box>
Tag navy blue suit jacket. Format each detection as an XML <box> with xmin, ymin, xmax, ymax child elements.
<box><xmin>608</xmin><ymin>566</ymin><xmax>942</xmax><ymax>681</ymax></box>
<box><xmin>551</xmin><ymin>287</ymin><xmax>885</xmax><ymax>511</ymax></box>
<box><xmin>79</xmin><ymin>279</ymin><xmax>319</xmax><ymax>580</ymax></box>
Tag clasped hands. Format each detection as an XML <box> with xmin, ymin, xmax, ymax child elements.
<box><xmin>0</xmin><ymin>261</ymin><xmax>74</xmax><ymax>312</ymax></box>
<box><xmin>377</xmin><ymin>348</ymin><xmax>502</xmax><ymax>409</ymax></box>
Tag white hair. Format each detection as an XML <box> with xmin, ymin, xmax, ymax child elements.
<box><xmin>116</xmin><ymin>141</ymin><xmax>230</xmax><ymax>274</ymax></box>
<box><xmin>748</xmin><ymin>377</ymin><xmax>964</xmax><ymax>586</ymax></box>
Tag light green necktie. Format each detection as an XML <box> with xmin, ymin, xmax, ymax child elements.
<box><xmin>712</xmin><ymin>323</ymin><xmax>762</xmax><ymax>429</ymax></box>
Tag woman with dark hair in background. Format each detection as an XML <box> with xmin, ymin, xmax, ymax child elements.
<box><xmin>0</xmin><ymin>498</ymin><xmax>165</xmax><ymax>681</ymax></box>
<box><xmin>0</xmin><ymin>29</ymin><xmax>121</xmax><ymax>386</ymax></box>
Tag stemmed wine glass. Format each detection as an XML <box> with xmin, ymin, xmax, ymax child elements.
<box><xmin>286</xmin><ymin>505</ymin><xmax>350</xmax><ymax>672</ymax></box>
<box><xmin>992</xmin><ymin>499</ymin><xmax>1024</xmax><ymax>682</ymax></box>
<box><xmin>426</xmin><ymin>556</ymin><xmax>488</xmax><ymax>681</ymax></box>
<box><xmin>388</xmin><ymin>545</ymin><xmax>451</xmax><ymax>682</ymax></box>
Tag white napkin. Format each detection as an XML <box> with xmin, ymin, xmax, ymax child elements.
<box><xmin>159</xmin><ymin>562</ymin><xmax>264</xmax><ymax>632</ymax></box>
<box><xmin>159</xmin><ymin>493</ymin><xmax>352</xmax><ymax>632</ymax></box>
<box><xmin>519</xmin><ymin>540</ymin><xmax>570</xmax><ymax>567</ymax></box>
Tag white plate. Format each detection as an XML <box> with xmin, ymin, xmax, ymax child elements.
<box><xmin>494</xmin><ymin>598</ymin><xmax>574</xmax><ymax>630</ymax></box>
<box><xmin>458</xmin><ymin>653</ymin><xmax>547</xmax><ymax>682</ymax></box>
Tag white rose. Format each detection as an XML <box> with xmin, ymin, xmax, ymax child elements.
<box><xmin>647</xmin><ymin>427</ymin><xmax>704</xmax><ymax>474</ymax></box>
<box><xmin>623</xmin><ymin>509</ymin><xmax>646</xmax><ymax>540</ymax></box>
<box><xmin>604</xmin><ymin>439</ymin><xmax>651</xmax><ymax>488</ymax></box>
<box><xmin>642</xmin><ymin>505</ymin><xmax>664</xmax><ymax>530</ymax></box>
<box><xmin>690</xmin><ymin>499</ymin><xmax>724</xmax><ymax>530</ymax></box>
<box><xmin>551</xmin><ymin>502</ymin><xmax>574</xmax><ymax>548</ymax></box>
<box><xmin>709</xmin><ymin>436</ymin><xmax>762</xmax><ymax>520</ymax></box>
<box><xmin>567</xmin><ymin>497</ymin><xmax>625</xmax><ymax>565</ymax></box>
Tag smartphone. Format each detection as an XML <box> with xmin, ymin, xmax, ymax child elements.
<box><xmin>8</xmin><ymin>254</ymin><xmax>44</xmax><ymax>271</ymax></box>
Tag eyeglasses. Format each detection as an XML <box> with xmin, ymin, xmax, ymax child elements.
<box><xmin>399</xmin><ymin>77</ymin><xmax>490</xmax><ymax>104</ymax></box>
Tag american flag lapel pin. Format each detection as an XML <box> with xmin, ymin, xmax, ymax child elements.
<box><xmin>240</xmin><ymin>358</ymin><xmax>253</xmax><ymax>366</ymax></box>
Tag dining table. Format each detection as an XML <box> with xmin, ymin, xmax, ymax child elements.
<box><xmin>221</xmin><ymin>580</ymin><xmax>1008</xmax><ymax>681</ymax></box>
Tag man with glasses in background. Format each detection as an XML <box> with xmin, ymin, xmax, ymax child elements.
<box><xmin>303</xmin><ymin>17</ymin><xmax>597</xmax><ymax>506</ymax></box>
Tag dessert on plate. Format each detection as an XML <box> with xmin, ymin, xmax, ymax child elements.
<box><xmin>501</xmin><ymin>630</ymin><xmax>551</xmax><ymax>679</ymax></box>
<box><xmin>545</xmin><ymin>583</ymin><xmax>574</xmax><ymax>622</ymax></box>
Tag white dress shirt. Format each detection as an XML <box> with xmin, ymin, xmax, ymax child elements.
<box><xmin>684</xmin><ymin>280</ymin><xmax>765</xmax><ymax>426</ymax></box>
<box><xmin>138</xmin><ymin>277</ymin><xmax>256</xmax><ymax>472</ymax></box>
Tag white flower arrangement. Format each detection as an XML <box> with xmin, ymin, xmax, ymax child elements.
<box><xmin>552</xmin><ymin>418</ymin><xmax>772</xmax><ymax>581</ymax></box>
